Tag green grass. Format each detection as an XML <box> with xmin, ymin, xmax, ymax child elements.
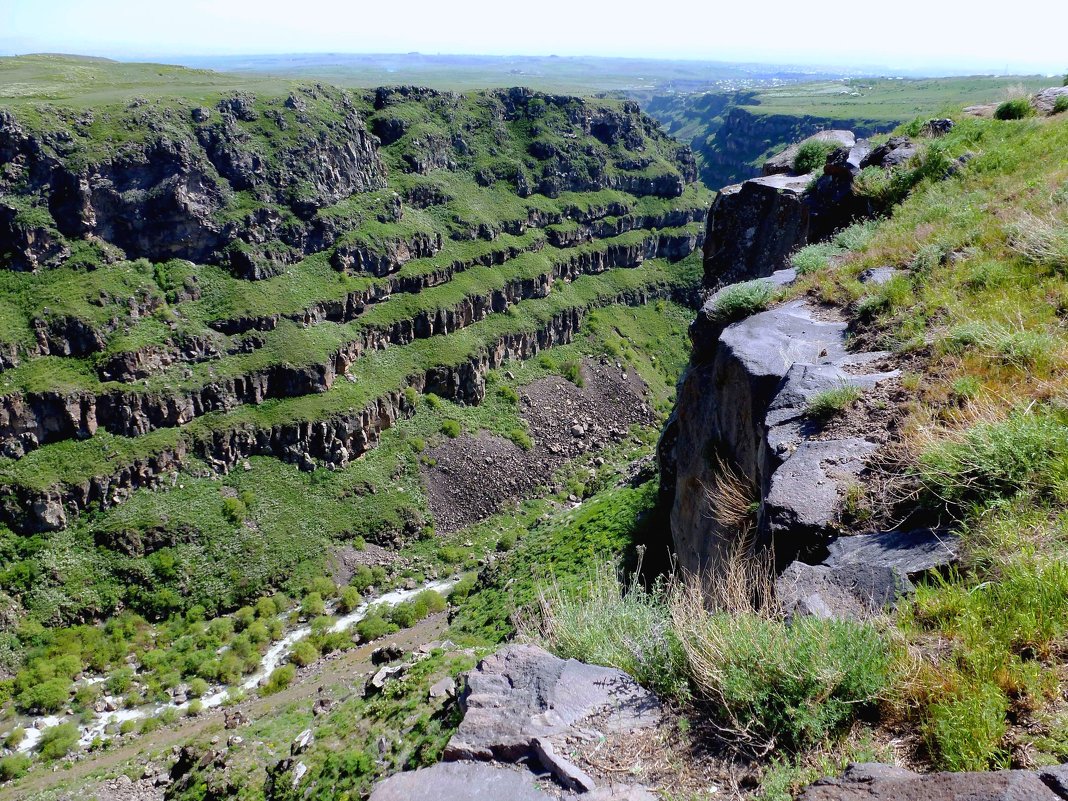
<box><xmin>707</xmin><ymin>279</ymin><xmax>776</xmax><ymax>323</ymax></box>
<box><xmin>806</xmin><ymin>384</ymin><xmax>863</xmax><ymax>418</ymax></box>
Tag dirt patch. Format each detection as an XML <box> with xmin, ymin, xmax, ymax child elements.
<box><xmin>328</xmin><ymin>543</ymin><xmax>403</xmax><ymax>584</ymax></box>
<box><xmin>421</xmin><ymin>357</ymin><xmax>655</xmax><ymax>532</ymax></box>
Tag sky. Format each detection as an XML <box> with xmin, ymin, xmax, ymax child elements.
<box><xmin>0</xmin><ymin>0</ymin><xmax>1064</xmax><ymax>75</ymax></box>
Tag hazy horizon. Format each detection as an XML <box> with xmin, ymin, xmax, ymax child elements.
<box><xmin>1</xmin><ymin>0</ymin><xmax>1065</xmax><ymax>75</ymax></box>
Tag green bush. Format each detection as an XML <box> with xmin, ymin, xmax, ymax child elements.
<box><xmin>506</xmin><ymin>428</ymin><xmax>533</xmax><ymax>451</ymax></box>
<box><xmin>531</xmin><ymin>565</ymin><xmax>690</xmax><ymax>699</ymax></box>
<box><xmin>408</xmin><ymin>436</ymin><xmax>426</xmax><ymax>453</ymax></box>
<box><xmin>301</xmin><ymin>592</ymin><xmax>326</xmax><ymax>618</ymax></box>
<box><xmin>924</xmin><ymin>682</ymin><xmax>1009</xmax><ymax>770</ymax></box>
<box><xmin>339</xmin><ymin>586</ymin><xmax>363</xmax><ymax>613</ymax></box>
<box><xmin>350</xmin><ymin>565</ymin><xmax>375</xmax><ymax>592</ymax></box>
<box><xmin>261</xmin><ymin>665</ymin><xmax>296</xmax><ymax>696</ymax></box>
<box><xmin>414</xmin><ymin>590</ymin><xmax>447</xmax><ymax>615</ymax></box>
<box><xmin>306</xmin><ymin>576</ymin><xmax>336</xmax><ymax>598</ymax></box>
<box><xmin>38</xmin><ymin>722</ymin><xmax>79</xmax><ymax>760</ymax></box>
<box><xmin>222</xmin><ymin>496</ymin><xmax>248</xmax><ymax>524</ymax></box>
<box><xmin>496</xmin><ymin>531</ymin><xmax>517</xmax><ymax>552</ymax></box>
<box><xmin>187</xmin><ymin>677</ymin><xmax>209</xmax><ymax>698</ymax></box>
<box><xmin>806</xmin><ymin>384</ymin><xmax>863</xmax><ymax>418</ymax></box>
<box><xmin>918</xmin><ymin>408</ymin><xmax>1068</xmax><ymax>508</ymax></box>
<box><xmin>288</xmin><ymin>639</ymin><xmax>319</xmax><ymax>667</ymax></box>
<box><xmin>791</xmin><ymin>242</ymin><xmax>841</xmax><ymax>275</ymax></box>
<box><xmin>793</xmin><ymin>140</ymin><xmax>839</xmax><ymax>174</ymax></box>
<box><xmin>708</xmin><ymin>280</ymin><xmax>775</xmax><ymax>324</ymax></box>
<box><xmin>355</xmin><ymin>612</ymin><xmax>396</xmax><ymax>643</ymax></box>
<box><xmin>440</xmin><ymin>419</ymin><xmax>461</xmax><ymax>438</ymax></box>
<box><xmin>560</xmin><ymin>360</ymin><xmax>584</xmax><ymax>387</ymax></box>
<box><xmin>1053</xmin><ymin>96</ymin><xmax>1068</xmax><ymax>115</ymax></box>
<box><xmin>0</xmin><ymin>754</ymin><xmax>30</xmax><ymax>781</ymax></box>
<box><xmin>675</xmin><ymin>608</ymin><xmax>890</xmax><ymax>750</ymax></box>
<box><xmin>19</xmin><ymin>677</ymin><xmax>71</xmax><ymax>714</ymax></box>
<box><xmin>186</xmin><ymin>699</ymin><xmax>204</xmax><ymax>717</ymax></box>
<box><xmin>497</xmin><ymin>385</ymin><xmax>520</xmax><ymax>404</ymax></box>
<box><xmin>994</xmin><ymin>98</ymin><xmax>1035</xmax><ymax>120</ymax></box>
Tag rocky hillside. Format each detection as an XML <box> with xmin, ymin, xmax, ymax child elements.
<box><xmin>0</xmin><ymin>58</ymin><xmax>713</xmax><ymax>796</ymax></box>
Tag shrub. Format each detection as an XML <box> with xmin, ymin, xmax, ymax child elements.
<box><xmin>408</xmin><ymin>436</ymin><xmax>426</xmax><ymax>453</ymax></box>
<box><xmin>38</xmin><ymin>722</ymin><xmax>79</xmax><ymax>760</ymax></box>
<box><xmin>994</xmin><ymin>98</ymin><xmax>1035</xmax><ymax>120</ymax></box>
<box><xmin>301</xmin><ymin>592</ymin><xmax>325</xmax><ymax>618</ymax></box>
<box><xmin>944</xmin><ymin>320</ymin><xmax>1058</xmax><ymax>371</ymax></box>
<box><xmin>793</xmin><ymin>140</ymin><xmax>839</xmax><ymax>174</ymax></box>
<box><xmin>305</xmin><ymin>576</ymin><xmax>336</xmax><ymax>598</ymax></box>
<box><xmin>288</xmin><ymin>639</ymin><xmax>319</xmax><ymax>667</ymax></box>
<box><xmin>261</xmin><ymin>665</ymin><xmax>296</xmax><ymax>696</ymax></box>
<box><xmin>389</xmin><ymin>601</ymin><xmax>418</xmax><ymax>628</ymax></box>
<box><xmin>19</xmin><ymin>677</ymin><xmax>71</xmax><ymax>714</ymax></box>
<box><xmin>918</xmin><ymin>408</ymin><xmax>1068</xmax><ymax>508</ymax></box>
<box><xmin>355</xmin><ymin>612</ymin><xmax>396</xmax><ymax>642</ymax></box>
<box><xmin>186</xmin><ymin>699</ymin><xmax>204</xmax><ymax>717</ymax></box>
<box><xmin>350</xmin><ymin>565</ymin><xmax>375</xmax><ymax>592</ymax></box>
<box><xmin>708</xmin><ymin>280</ymin><xmax>775</xmax><ymax>324</ymax></box>
<box><xmin>791</xmin><ymin>242</ymin><xmax>842</xmax><ymax>275</ymax></box>
<box><xmin>1009</xmin><ymin>213</ymin><xmax>1068</xmax><ymax>275</ymax></box>
<box><xmin>530</xmin><ymin>564</ymin><xmax>690</xmax><ymax>699</ymax></box>
<box><xmin>448</xmin><ymin>573</ymin><xmax>477</xmax><ymax>603</ymax></box>
<box><xmin>339</xmin><ymin>586</ymin><xmax>363</xmax><ymax>613</ymax></box>
<box><xmin>3</xmin><ymin>728</ymin><xmax>24</xmax><ymax>750</ymax></box>
<box><xmin>924</xmin><ymin>682</ymin><xmax>1009</xmax><ymax>771</ymax></box>
<box><xmin>506</xmin><ymin>428</ymin><xmax>533</xmax><ymax>451</ymax></box>
<box><xmin>1053</xmin><ymin>95</ymin><xmax>1068</xmax><ymax>115</ymax></box>
<box><xmin>497</xmin><ymin>385</ymin><xmax>520</xmax><ymax>404</ymax></box>
<box><xmin>440</xmin><ymin>419</ymin><xmax>461</xmax><ymax>438</ymax></box>
<box><xmin>187</xmin><ymin>677</ymin><xmax>209</xmax><ymax>698</ymax></box>
<box><xmin>671</xmin><ymin>583</ymin><xmax>890</xmax><ymax>750</ymax></box>
<box><xmin>496</xmin><ymin>531</ymin><xmax>517</xmax><ymax>552</ymax></box>
<box><xmin>560</xmin><ymin>360</ymin><xmax>584</xmax><ymax>387</ymax></box>
<box><xmin>222</xmin><ymin>496</ymin><xmax>248</xmax><ymax>524</ymax></box>
<box><xmin>403</xmin><ymin>386</ymin><xmax>418</xmax><ymax>407</ymax></box>
<box><xmin>425</xmin><ymin>393</ymin><xmax>442</xmax><ymax>410</ymax></box>
<box><xmin>806</xmin><ymin>384</ymin><xmax>863</xmax><ymax>418</ymax></box>
<box><xmin>0</xmin><ymin>754</ymin><xmax>30</xmax><ymax>781</ymax></box>
<box><xmin>414</xmin><ymin>589</ymin><xmax>447</xmax><ymax>615</ymax></box>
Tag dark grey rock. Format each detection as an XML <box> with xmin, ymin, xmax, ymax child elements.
<box><xmin>369</xmin><ymin>761</ymin><xmax>553</xmax><ymax>801</ymax></box>
<box><xmin>824</xmin><ymin>529</ymin><xmax>960</xmax><ymax>578</ymax></box>
<box><xmin>921</xmin><ymin>119</ymin><xmax>955</xmax><ymax>137</ymax></box>
<box><xmin>858</xmin><ymin>267</ymin><xmax>899</xmax><ymax>285</ymax></box>
<box><xmin>776</xmin><ymin>562</ymin><xmax>910</xmax><ymax>621</ymax></box>
<box><xmin>445</xmin><ymin>644</ymin><xmax>660</xmax><ymax>762</ymax></box>
<box><xmin>766</xmin><ymin>437</ymin><xmax>878</xmax><ymax>554</ymax></box>
<box><xmin>703</xmin><ymin>174</ymin><xmax>812</xmax><ymax>287</ymax></box>
<box><xmin>861</xmin><ymin>137</ymin><xmax>917</xmax><ymax>169</ymax></box>
<box><xmin>798</xmin><ymin>762</ymin><xmax>1065</xmax><ymax>800</ymax></box>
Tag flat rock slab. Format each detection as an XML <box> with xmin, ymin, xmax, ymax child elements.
<box><xmin>798</xmin><ymin>762</ymin><xmax>1068</xmax><ymax>800</ymax></box>
<box><xmin>369</xmin><ymin>761</ymin><xmax>553</xmax><ymax>801</ymax></box>
<box><xmin>445</xmin><ymin>644</ymin><xmax>661</xmax><ymax>762</ymax></box>
<box><xmin>824</xmin><ymin>529</ymin><xmax>959</xmax><ymax>578</ymax></box>
<box><xmin>720</xmin><ymin>301</ymin><xmax>849</xmax><ymax>383</ymax></box>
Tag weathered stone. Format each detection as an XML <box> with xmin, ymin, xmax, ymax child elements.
<box><xmin>921</xmin><ymin>118</ymin><xmax>955</xmax><ymax>137</ymax></box>
<box><xmin>429</xmin><ymin>676</ymin><xmax>456</xmax><ymax>700</ymax></box>
<box><xmin>762</xmin><ymin>131</ymin><xmax>856</xmax><ymax>176</ymax></box>
<box><xmin>291</xmin><ymin>729</ymin><xmax>314</xmax><ymax>756</ymax></box>
<box><xmin>824</xmin><ymin>529</ymin><xmax>959</xmax><ymax>578</ymax></box>
<box><xmin>703</xmin><ymin>174</ymin><xmax>811</xmax><ymax>287</ymax></box>
<box><xmin>445</xmin><ymin>644</ymin><xmax>660</xmax><ymax>762</ymax></box>
<box><xmin>532</xmin><ymin>736</ymin><xmax>597</xmax><ymax>792</ymax></box>
<box><xmin>776</xmin><ymin>561</ymin><xmax>910</xmax><ymax>621</ymax></box>
<box><xmin>858</xmin><ymin>267</ymin><xmax>899</xmax><ymax>285</ymax></box>
<box><xmin>1033</xmin><ymin>87</ymin><xmax>1068</xmax><ymax>115</ymax></box>
<box><xmin>797</xmin><ymin>762</ymin><xmax>1067</xmax><ymax>800</ymax></box>
<box><xmin>369</xmin><ymin>761</ymin><xmax>553</xmax><ymax>801</ymax></box>
<box><xmin>766</xmin><ymin>438</ymin><xmax>878</xmax><ymax>555</ymax></box>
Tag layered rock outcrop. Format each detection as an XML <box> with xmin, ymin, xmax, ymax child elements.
<box><xmin>369</xmin><ymin>645</ymin><xmax>661</xmax><ymax>800</ymax></box>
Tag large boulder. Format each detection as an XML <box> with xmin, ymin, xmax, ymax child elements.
<box><xmin>445</xmin><ymin>644</ymin><xmax>661</xmax><ymax>762</ymax></box>
<box><xmin>798</xmin><ymin>762</ymin><xmax>1068</xmax><ymax>800</ymax></box>
<box><xmin>762</xmin><ymin>130</ymin><xmax>857</xmax><ymax>176</ymax></box>
<box><xmin>702</xmin><ymin>174</ymin><xmax>811</xmax><ymax>287</ymax></box>
<box><xmin>369</xmin><ymin>761</ymin><xmax>553</xmax><ymax>801</ymax></box>
<box><xmin>776</xmin><ymin>529</ymin><xmax>960</xmax><ymax>621</ymax></box>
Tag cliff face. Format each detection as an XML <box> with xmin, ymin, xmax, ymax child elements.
<box><xmin>659</xmin><ymin>129</ymin><xmax>912</xmax><ymax>576</ymax></box>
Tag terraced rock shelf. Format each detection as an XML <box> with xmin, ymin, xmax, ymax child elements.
<box><xmin>0</xmin><ymin>85</ymin><xmax>708</xmax><ymax>534</ymax></box>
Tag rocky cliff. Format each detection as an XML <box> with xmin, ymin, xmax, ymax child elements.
<box><xmin>659</xmin><ymin>125</ymin><xmax>942</xmax><ymax>588</ymax></box>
